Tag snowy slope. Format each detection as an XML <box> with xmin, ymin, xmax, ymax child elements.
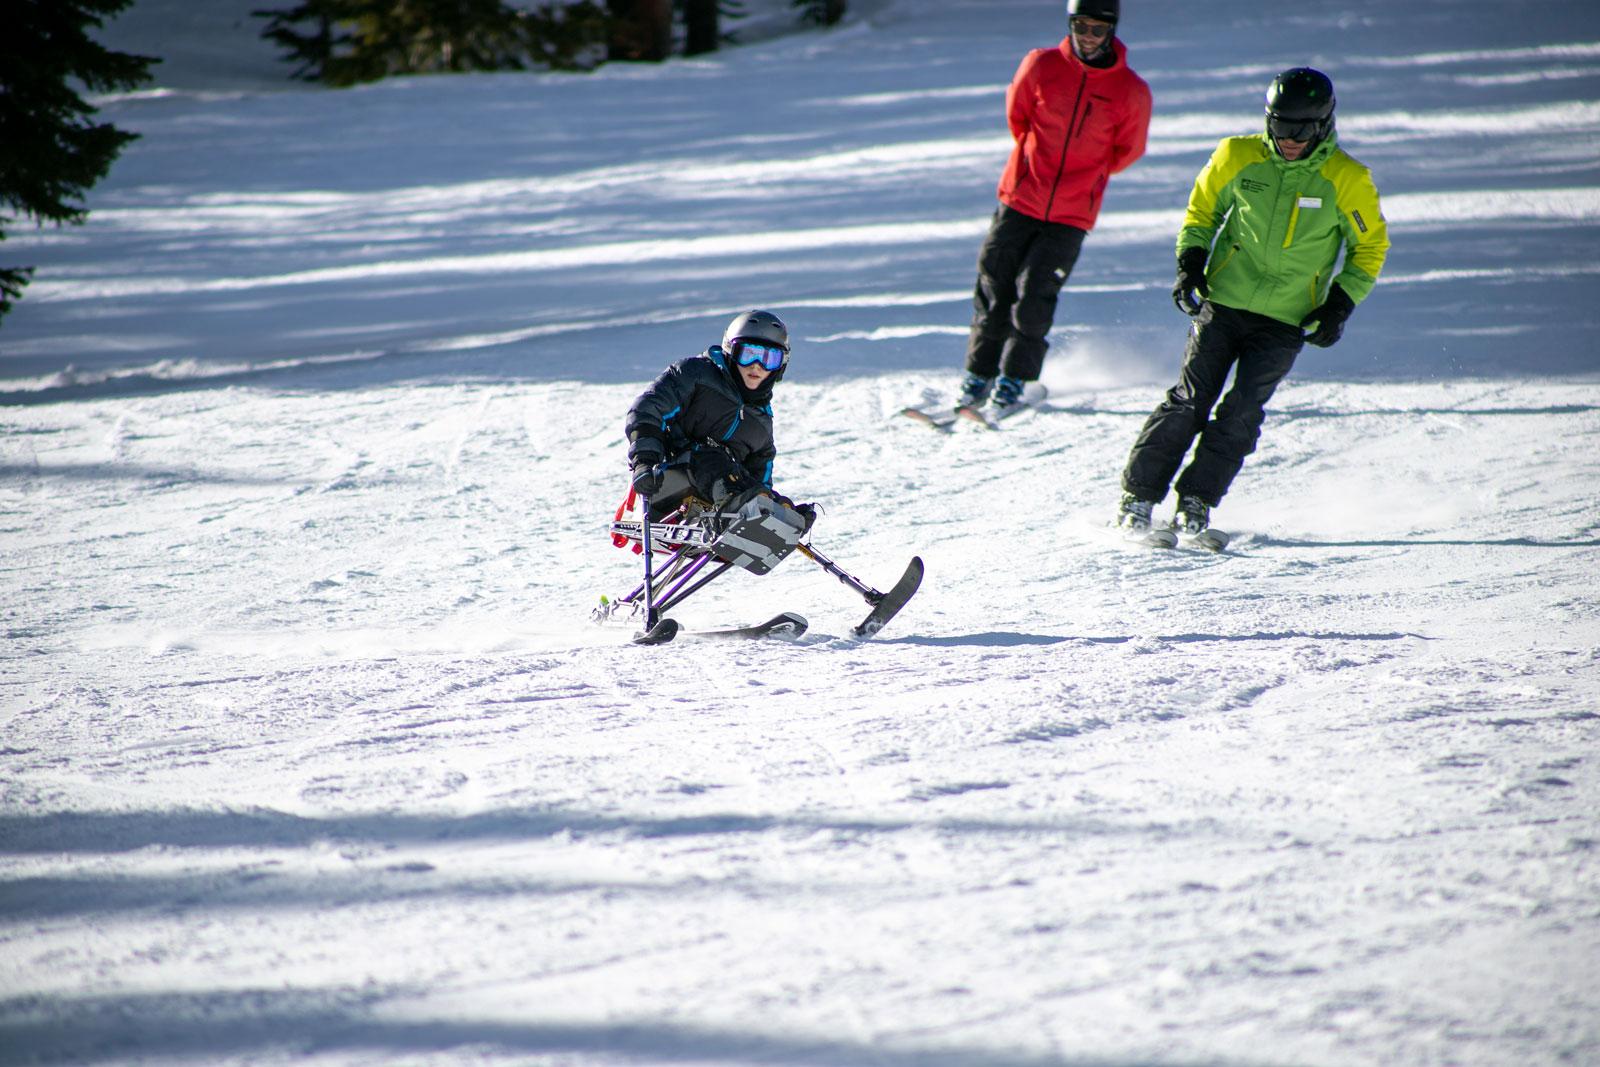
<box><xmin>3</xmin><ymin>1</ymin><xmax>1599</xmax><ymax>1066</ymax></box>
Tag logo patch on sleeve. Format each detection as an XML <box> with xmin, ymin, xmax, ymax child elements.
<box><xmin>1352</xmin><ymin>209</ymin><xmax>1369</xmax><ymax>234</ymax></box>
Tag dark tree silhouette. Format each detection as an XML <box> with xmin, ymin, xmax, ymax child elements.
<box><xmin>683</xmin><ymin>0</ymin><xmax>718</xmax><ymax>56</ymax></box>
<box><xmin>254</xmin><ymin>0</ymin><xmax>610</xmax><ymax>86</ymax></box>
<box><xmin>793</xmin><ymin>0</ymin><xmax>845</xmax><ymax>26</ymax></box>
<box><xmin>607</xmin><ymin>0</ymin><xmax>671</xmax><ymax>62</ymax></box>
<box><xmin>0</xmin><ymin>0</ymin><xmax>154</xmax><ymax>321</ymax></box>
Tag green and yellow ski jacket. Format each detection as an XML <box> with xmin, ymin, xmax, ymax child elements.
<box><xmin>1178</xmin><ymin>132</ymin><xmax>1389</xmax><ymax>327</ymax></box>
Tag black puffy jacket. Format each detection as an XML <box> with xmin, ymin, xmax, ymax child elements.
<box><xmin>626</xmin><ymin>346</ymin><xmax>777</xmax><ymax>498</ymax></box>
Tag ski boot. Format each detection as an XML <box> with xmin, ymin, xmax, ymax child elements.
<box><xmin>1116</xmin><ymin>492</ymin><xmax>1156</xmax><ymax>531</ymax></box>
<box><xmin>989</xmin><ymin>375</ymin><xmax>1026</xmax><ymax>414</ymax></box>
<box><xmin>955</xmin><ymin>373</ymin><xmax>992</xmax><ymax>409</ymax></box>
<box><xmin>1174</xmin><ymin>494</ymin><xmax>1210</xmax><ymax>535</ymax></box>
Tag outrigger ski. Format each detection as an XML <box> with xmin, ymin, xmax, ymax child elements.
<box><xmin>852</xmin><ymin>556</ymin><xmax>923</xmax><ymax>638</ymax></box>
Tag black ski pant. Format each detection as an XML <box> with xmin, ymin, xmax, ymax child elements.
<box><xmin>1121</xmin><ymin>302</ymin><xmax>1303</xmax><ymax>507</ymax></box>
<box><xmin>964</xmin><ymin>205</ymin><xmax>1087</xmax><ymax>382</ymax></box>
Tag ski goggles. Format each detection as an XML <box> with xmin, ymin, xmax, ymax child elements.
<box><xmin>1069</xmin><ymin>17</ymin><xmax>1113</xmax><ymax>39</ymax></box>
<box><xmin>1267</xmin><ymin>114</ymin><xmax>1321</xmax><ymax>142</ymax></box>
<box><xmin>730</xmin><ymin>340</ymin><xmax>787</xmax><ymax>371</ymax></box>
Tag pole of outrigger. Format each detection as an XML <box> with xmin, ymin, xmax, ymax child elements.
<box><xmin>639</xmin><ymin>492</ymin><xmax>658</xmax><ymax>628</ymax></box>
<box><xmin>795</xmin><ymin>542</ymin><xmax>884</xmax><ymax>605</ymax></box>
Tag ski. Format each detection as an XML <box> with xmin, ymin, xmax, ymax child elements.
<box><xmin>632</xmin><ymin>617</ymin><xmax>680</xmax><ymax>645</ymax></box>
<box><xmin>686</xmin><ymin>611</ymin><xmax>808</xmax><ymax>641</ymax></box>
<box><xmin>1179</xmin><ymin>528</ymin><xmax>1232</xmax><ymax>553</ymax></box>
<box><xmin>1124</xmin><ymin>525</ymin><xmax>1178</xmax><ymax>549</ymax></box>
<box><xmin>633</xmin><ymin>612</ymin><xmax>806</xmax><ymax>646</ymax></box>
<box><xmin>898</xmin><ymin>405</ymin><xmax>957</xmax><ymax>433</ymax></box>
<box><xmin>853</xmin><ymin>556</ymin><xmax>923</xmax><ymax>638</ymax></box>
<box><xmin>954</xmin><ymin>382</ymin><xmax>1050</xmax><ymax>430</ymax></box>
<box><xmin>1115</xmin><ymin>525</ymin><xmax>1232</xmax><ymax>553</ymax></box>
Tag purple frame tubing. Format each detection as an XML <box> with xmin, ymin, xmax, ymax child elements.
<box><xmin>656</xmin><ymin>559</ymin><xmax>733</xmax><ymax>614</ymax></box>
<box><xmin>621</xmin><ymin>544</ymin><xmax>697</xmax><ymax>605</ymax></box>
<box><xmin>655</xmin><ymin>552</ymin><xmax>714</xmax><ymax>607</ymax></box>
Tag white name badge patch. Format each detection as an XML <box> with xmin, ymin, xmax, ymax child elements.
<box><xmin>1298</xmin><ymin>196</ymin><xmax>1323</xmax><ymax>209</ymax></box>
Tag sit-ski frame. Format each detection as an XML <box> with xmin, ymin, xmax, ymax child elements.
<box><xmin>605</xmin><ymin>494</ymin><xmax>924</xmax><ymax>642</ymax></box>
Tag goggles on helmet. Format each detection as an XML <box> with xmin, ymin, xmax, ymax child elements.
<box><xmin>731</xmin><ymin>339</ymin><xmax>787</xmax><ymax>371</ymax></box>
<box><xmin>1267</xmin><ymin>114</ymin><xmax>1321</xmax><ymax>143</ymax></box>
<box><xmin>1069</xmin><ymin>16</ymin><xmax>1113</xmax><ymax>39</ymax></box>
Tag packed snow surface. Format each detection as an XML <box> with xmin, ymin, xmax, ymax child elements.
<box><xmin>2</xmin><ymin>1</ymin><xmax>1598</xmax><ymax>1065</ymax></box>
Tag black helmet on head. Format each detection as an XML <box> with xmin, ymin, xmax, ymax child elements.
<box><xmin>1265</xmin><ymin>67</ymin><xmax>1336</xmax><ymax>154</ymax></box>
<box><xmin>722</xmin><ymin>309</ymin><xmax>790</xmax><ymax>387</ymax></box>
<box><xmin>723</xmin><ymin>309</ymin><xmax>788</xmax><ymax>353</ymax></box>
<box><xmin>1067</xmin><ymin>0</ymin><xmax>1119</xmax><ymax>25</ymax></box>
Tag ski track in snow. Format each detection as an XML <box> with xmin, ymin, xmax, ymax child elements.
<box><xmin>3</xmin><ymin>1</ymin><xmax>1599</xmax><ymax>1066</ymax></box>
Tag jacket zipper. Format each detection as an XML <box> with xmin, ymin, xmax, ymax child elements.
<box><xmin>1043</xmin><ymin>68</ymin><xmax>1089</xmax><ymax>221</ymax></box>
<box><xmin>1213</xmin><ymin>243</ymin><xmax>1240</xmax><ymax>276</ymax></box>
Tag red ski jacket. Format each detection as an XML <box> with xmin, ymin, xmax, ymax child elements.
<box><xmin>996</xmin><ymin>36</ymin><xmax>1151</xmax><ymax>230</ymax></box>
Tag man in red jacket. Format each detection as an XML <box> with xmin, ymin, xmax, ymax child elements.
<box><xmin>956</xmin><ymin>0</ymin><xmax>1151</xmax><ymax>414</ymax></box>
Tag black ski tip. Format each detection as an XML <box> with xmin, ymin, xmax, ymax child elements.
<box><xmin>852</xmin><ymin>556</ymin><xmax>924</xmax><ymax>638</ymax></box>
<box><xmin>632</xmin><ymin>617</ymin><xmax>680</xmax><ymax>645</ymax></box>
<box><xmin>763</xmin><ymin>611</ymin><xmax>810</xmax><ymax>639</ymax></box>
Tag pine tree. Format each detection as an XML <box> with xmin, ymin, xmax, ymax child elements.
<box><xmin>683</xmin><ymin>0</ymin><xmax>718</xmax><ymax>56</ymax></box>
<box><xmin>607</xmin><ymin>0</ymin><xmax>671</xmax><ymax>62</ymax></box>
<box><xmin>255</xmin><ymin>0</ymin><xmax>609</xmax><ymax>85</ymax></box>
<box><xmin>0</xmin><ymin>0</ymin><xmax>154</xmax><ymax>321</ymax></box>
<box><xmin>792</xmin><ymin>0</ymin><xmax>844</xmax><ymax>26</ymax></box>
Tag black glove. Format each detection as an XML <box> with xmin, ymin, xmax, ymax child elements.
<box><xmin>1300</xmin><ymin>284</ymin><xmax>1354</xmax><ymax>348</ymax></box>
<box><xmin>1172</xmin><ymin>247</ymin><xmax>1209</xmax><ymax>316</ymax></box>
<box><xmin>630</xmin><ymin>451</ymin><xmax>664</xmax><ymax>496</ymax></box>
<box><xmin>711</xmin><ymin>468</ymin><xmax>755</xmax><ymax>507</ymax></box>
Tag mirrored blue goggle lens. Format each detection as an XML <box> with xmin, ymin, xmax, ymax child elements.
<box><xmin>734</xmin><ymin>341</ymin><xmax>786</xmax><ymax>370</ymax></box>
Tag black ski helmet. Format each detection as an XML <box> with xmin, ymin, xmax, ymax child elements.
<box><xmin>1067</xmin><ymin>0</ymin><xmax>1119</xmax><ymax>25</ymax></box>
<box><xmin>723</xmin><ymin>309</ymin><xmax>788</xmax><ymax>353</ymax></box>
<box><xmin>722</xmin><ymin>309</ymin><xmax>790</xmax><ymax>385</ymax></box>
<box><xmin>1265</xmin><ymin>67</ymin><xmax>1336</xmax><ymax>155</ymax></box>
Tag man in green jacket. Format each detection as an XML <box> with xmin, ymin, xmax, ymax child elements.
<box><xmin>1117</xmin><ymin>67</ymin><xmax>1389</xmax><ymax>535</ymax></box>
